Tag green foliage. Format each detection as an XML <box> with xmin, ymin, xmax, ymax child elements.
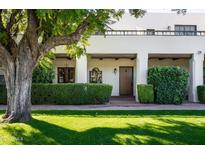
<box><xmin>0</xmin><ymin>31</ymin><xmax>8</xmax><ymax>45</ymax></box>
<box><xmin>35</xmin><ymin>9</ymin><xmax>127</xmax><ymax>57</ymax></box>
<box><xmin>32</xmin><ymin>52</ymin><xmax>55</xmax><ymax>83</ymax></box>
<box><xmin>0</xmin><ymin>10</ymin><xmax>27</xmax><ymax>46</ymax></box>
<box><xmin>148</xmin><ymin>66</ymin><xmax>189</xmax><ymax>104</ymax></box>
<box><xmin>0</xmin><ymin>83</ymin><xmax>112</xmax><ymax>105</ymax></box>
<box><xmin>1</xmin><ymin>9</ymin><xmax>144</xmax><ymax>58</ymax></box>
<box><xmin>32</xmin><ymin>65</ymin><xmax>55</xmax><ymax>83</ymax></box>
<box><xmin>197</xmin><ymin>85</ymin><xmax>205</xmax><ymax>103</ymax></box>
<box><xmin>137</xmin><ymin>84</ymin><xmax>154</xmax><ymax>103</ymax></box>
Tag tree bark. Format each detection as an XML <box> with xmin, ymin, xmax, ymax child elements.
<box><xmin>2</xmin><ymin>38</ymin><xmax>35</xmax><ymax>123</ymax></box>
<box><xmin>0</xmin><ymin>10</ymin><xmax>92</xmax><ymax>123</ymax></box>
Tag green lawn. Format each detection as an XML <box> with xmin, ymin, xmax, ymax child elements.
<box><xmin>1</xmin><ymin>110</ymin><xmax>205</xmax><ymax>145</ymax></box>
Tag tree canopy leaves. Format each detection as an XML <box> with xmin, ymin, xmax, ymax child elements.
<box><xmin>0</xmin><ymin>9</ymin><xmax>145</xmax><ymax>58</ymax></box>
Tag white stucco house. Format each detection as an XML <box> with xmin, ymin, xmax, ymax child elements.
<box><xmin>1</xmin><ymin>11</ymin><xmax>205</xmax><ymax>102</ymax></box>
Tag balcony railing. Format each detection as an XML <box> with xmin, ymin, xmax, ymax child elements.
<box><xmin>94</xmin><ymin>30</ymin><xmax>205</xmax><ymax>36</ymax></box>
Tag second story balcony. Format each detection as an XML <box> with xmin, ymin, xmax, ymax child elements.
<box><xmin>94</xmin><ymin>30</ymin><xmax>205</xmax><ymax>36</ymax></box>
<box><xmin>88</xmin><ymin>29</ymin><xmax>205</xmax><ymax>54</ymax></box>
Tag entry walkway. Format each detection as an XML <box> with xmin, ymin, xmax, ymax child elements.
<box><xmin>0</xmin><ymin>102</ymin><xmax>205</xmax><ymax>110</ymax></box>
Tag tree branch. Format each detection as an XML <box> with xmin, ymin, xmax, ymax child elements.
<box><xmin>0</xmin><ymin>43</ymin><xmax>10</xmax><ymax>57</ymax></box>
<box><xmin>0</xmin><ymin>43</ymin><xmax>6</xmax><ymax>55</ymax></box>
<box><xmin>0</xmin><ymin>62</ymin><xmax>5</xmax><ymax>72</ymax></box>
<box><xmin>40</xmin><ymin>15</ymin><xmax>90</xmax><ymax>54</ymax></box>
<box><xmin>0</xmin><ymin>42</ymin><xmax>13</xmax><ymax>68</ymax></box>
<box><xmin>26</xmin><ymin>10</ymin><xmax>39</xmax><ymax>52</ymax></box>
<box><xmin>21</xmin><ymin>10</ymin><xmax>40</xmax><ymax>62</ymax></box>
<box><xmin>6</xmin><ymin>10</ymin><xmax>21</xmax><ymax>34</ymax></box>
<box><xmin>0</xmin><ymin>9</ymin><xmax>6</xmax><ymax>31</ymax></box>
<box><xmin>0</xmin><ymin>9</ymin><xmax>18</xmax><ymax>56</ymax></box>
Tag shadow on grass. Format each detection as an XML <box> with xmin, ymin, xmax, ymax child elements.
<box><xmin>2</xmin><ymin>117</ymin><xmax>205</xmax><ymax>145</ymax></box>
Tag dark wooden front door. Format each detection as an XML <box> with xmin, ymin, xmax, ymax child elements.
<box><xmin>119</xmin><ymin>67</ymin><xmax>133</xmax><ymax>96</ymax></box>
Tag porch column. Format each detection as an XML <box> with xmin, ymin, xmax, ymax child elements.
<box><xmin>189</xmin><ymin>52</ymin><xmax>204</xmax><ymax>102</ymax></box>
<box><xmin>136</xmin><ymin>52</ymin><xmax>148</xmax><ymax>101</ymax></box>
<box><xmin>76</xmin><ymin>54</ymin><xmax>88</xmax><ymax>83</ymax></box>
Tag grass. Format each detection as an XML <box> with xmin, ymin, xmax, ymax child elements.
<box><xmin>0</xmin><ymin>110</ymin><xmax>205</xmax><ymax>145</ymax></box>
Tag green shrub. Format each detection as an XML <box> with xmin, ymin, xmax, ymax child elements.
<box><xmin>137</xmin><ymin>84</ymin><xmax>154</xmax><ymax>103</ymax></box>
<box><xmin>0</xmin><ymin>83</ymin><xmax>112</xmax><ymax>105</ymax></box>
<box><xmin>32</xmin><ymin>52</ymin><xmax>55</xmax><ymax>83</ymax></box>
<box><xmin>197</xmin><ymin>85</ymin><xmax>205</xmax><ymax>103</ymax></box>
<box><xmin>32</xmin><ymin>65</ymin><xmax>55</xmax><ymax>83</ymax></box>
<box><xmin>148</xmin><ymin>66</ymin><xmax>189</xmax><ymax>104</ymax></box>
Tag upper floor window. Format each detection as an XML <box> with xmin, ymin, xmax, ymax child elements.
<box><xmin>175</xmin><ymin>25</ymin><xmax>197</xmax><ymax>36</ymax></box>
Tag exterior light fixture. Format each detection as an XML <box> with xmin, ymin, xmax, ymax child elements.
<box><xmin>198</xmin><ymin>51</ymin><xmax>202</xmax><ymax>54</ymax></box>
<box><xmin>114</xmin><ymin>68</ymin><xmax>117</xmax><ymax>74</ymax></box>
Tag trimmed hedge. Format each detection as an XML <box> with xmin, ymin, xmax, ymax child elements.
<box><xmin>197</xmin><ymin>85</ymin><xmax>205</xmax><ymax>103</ymax></box>
<box><xmin>137</xmin><ymin>84</ymin><xmax>154</xmax><ymax>103</ymax></box>
<box><xmin>148</xmin><ymin>66</ymin><xmax>189</xmax><ymax>104</ymax></box>
<box><xmin>0</xmin><ymin>83</ymin><xmax>113</xmax><ymax>105</ymax></box>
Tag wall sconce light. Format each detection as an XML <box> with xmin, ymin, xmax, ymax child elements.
<box><xmin>198</xmin><ymin>51</ymin><xmax>202</xmax><ymax>54</ymax></box>
<box><xmin>114</xmin><ymin>68</ymin><xmax>117</xmax><ymax>74</ymax></box>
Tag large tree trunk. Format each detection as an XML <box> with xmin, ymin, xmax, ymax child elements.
<box><xmin>2</xmin><ymin>39</ymin><xmax>35</xmax><ymax>123</ymax></box>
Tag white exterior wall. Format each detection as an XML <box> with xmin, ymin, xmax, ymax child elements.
<box><xmin>189</xmin><ymin>53</ymin><xmax>204</xmax><ymax>102</ymax></box>
<box><xmin>149</xmin><ymin>58</ymin><xmax>189</xmax><ymax>70</ymax></box>
<box><xmin>88</xmin><ymin>58</ymin><xmax>136</xmax><ymax>96</ymax></box>
<box><xmin>52</xmin><ymin>13</ymin><xmax>205</xmax><ymax>102</ymax></box>
<box><xmin>111</xmin><ymin>13</ymin><xmax>205</xmax><ymax>31</ymax></box>
<box><xmin>76</xmin><ymin>55</ymin><xmax>88</xmax><ymax>83</ymax></box>
<box><xmin>85</xmin><ymin>36</ymin><xmax>205</xmax><ymax>102</ymax></box>
<box><xmin>87</xmin><ymin>36</ymin><xmax>205</xmax><ymax>54</ymax></box>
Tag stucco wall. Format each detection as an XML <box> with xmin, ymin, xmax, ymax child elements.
<box><xmin>87</xmin><ymin>36</ymin><xmax>205</xmax><ymax>55</ymax></box>
<box><xmin>53</xmin><ymin>58</ymin><xmax>76</xmax><ymax>83</ymax></box>
<box><xmin>148</xmin><ymin>58</ymin><xmax>189</xmax><ymax>70</ymax></box>
<box><xmin>88</xmin><ymin>58</ymin><xmax>136</xmax><ymax>96</ymax></box>
<box><xmin>110</xmin><ymin>13</ymin><xmax>205</xmax><ymax>31</ymax></box>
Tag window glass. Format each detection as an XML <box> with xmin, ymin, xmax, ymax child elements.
<box><xmin>190</xmin><ymin>26</ymin><xmax>196</xmax><ymax>31</ymax></box>
<box><xmin>179</xmin><ymin>26</ymin><xmax>184</xmax><ymax>31</ymax></box>
<box><xmin>175</xmin><ymin>25</ymin><xmax>197</xmax><ymax>35</ymax></box>
<box><xmin>185</xmin><ymin>26</ymin><xmax>191</xmax><ymax>31</ymax></box>
<box><xmin>57</xmin><ymin>67</ymin><xmax>75</xmax><ymax>83</ymax></box>
<box><xmin>175</xmin><ymin>26</ymin><xmax>180</xmax><ymax>31</ymax></box>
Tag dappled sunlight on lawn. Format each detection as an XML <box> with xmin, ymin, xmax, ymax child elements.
<box><xmin>113</xmin><ymin>134</ymin><xmax>173</xmax><ymax>145</ymax></box>
<box><xmin>1</xmin><ymin>110</ymin><xmax>205</xmax><ymax>145</ymax></box>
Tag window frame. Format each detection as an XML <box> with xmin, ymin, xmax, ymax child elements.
<box><xmin>57</xmin><ymin>67</ymin><xmax>75</xmax><ymax>83</ymax></box>
<box><xmin>175</xmin><ymin>25</ymin><xmax>197</xmax><ymax>36</ymax></box>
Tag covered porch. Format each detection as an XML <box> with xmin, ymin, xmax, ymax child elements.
<box><xmin>52</xmin><ymin>51</ymin><xmax>205</xmax><ymax>103</ymax></box>
<box><xmin>88</xmin><ymin>54</ymin><xmax>137</xmax><ymax>97</ymax></box>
